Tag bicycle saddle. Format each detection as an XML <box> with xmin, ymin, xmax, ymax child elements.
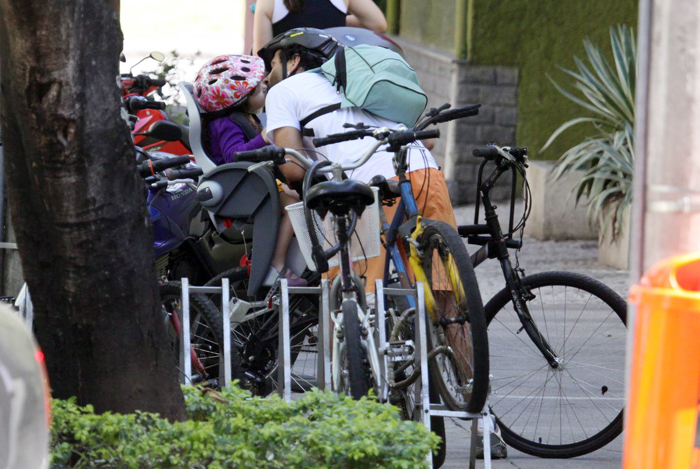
<box><xmin>369</xmin><ymin>175</ymin><xmax>401</xmax><ymax>200</ymax></box>
<box><xmin>306</xmin><ymin>179</ymin><xmax>375</xmax><ymax>213</ymax></box>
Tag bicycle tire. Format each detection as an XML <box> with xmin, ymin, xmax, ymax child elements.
<box><xmin>418</xmin><ymin>221</ymin><xmax>489</xmax><ymax>413</ymax></box>
<box><xmin>160</xmin><ymin>281</ymin><xmax>244</xmax><ymax>386</ymax></box>
<box><xmin>485</xmin><ymin>271</ymin><xmax>627</xmax><ymax>458</ymax></box>
<box><xmin>341</xmin><ymin>300</ymin><xmax>371</xmax><ymax>399</ymax></box>
<box><xmin>207</xmin><ymin>267</ymin><xmax>319</xmax><ymax>396</ymax></box>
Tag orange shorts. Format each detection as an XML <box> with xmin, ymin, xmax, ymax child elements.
<box><xmin>327</xmin><ymin>168</ymin><xmax>457</xmax><ymax>292</ymax></box>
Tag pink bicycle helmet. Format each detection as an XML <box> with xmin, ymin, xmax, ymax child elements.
<box><xmin>194</xmin><ymin>55</ymin><xmax>266</xmax><ymax>113</ymax></box>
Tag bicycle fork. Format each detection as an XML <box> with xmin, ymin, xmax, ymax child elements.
<box><xmin>504</xmin><ymin>266</ymin><xmax>561</xmax><ymax>369</ymax></box>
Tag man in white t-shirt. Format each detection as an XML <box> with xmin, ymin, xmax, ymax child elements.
<box><xmin>258</xmin><ymin>28</ymin><xmax>458</xmax><ymax>289</ymax></box>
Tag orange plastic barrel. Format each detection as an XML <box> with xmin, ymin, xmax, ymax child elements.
<box><xmin>624</xmin><ymin>253</ymin><xmax>700</xmax><ymax>468</ymax></box>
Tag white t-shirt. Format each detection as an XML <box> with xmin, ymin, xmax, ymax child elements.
<box><xmin>265</xmin><ymin>72</ymin><xmax>438</xmax><ymax>183</ymax></box>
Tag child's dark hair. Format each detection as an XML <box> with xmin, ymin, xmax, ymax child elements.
<box><xmin>284</xmin><ymin>0</ymin><xmax>304</xmax><ymax>12</ymax></box>
<box><xmin>281</xmin><ymin>44</ymin><xmax>327</xmax><ymax>72</ymax></box>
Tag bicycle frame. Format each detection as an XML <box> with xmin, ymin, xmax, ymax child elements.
<box><xmin>458</xmin><ymin>156</ymin><xmax>561</xmax><ymax>369</ymax></box>
<box><xmin>379</xmin><ymin>148</ymin><xmax>462</xmax><ymax>319</ymax></box>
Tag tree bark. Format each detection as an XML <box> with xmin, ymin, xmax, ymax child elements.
<box><xmin>0</xmin><ymin>0</ymin><xmax>185</xmax><ymax>419</ymax></box>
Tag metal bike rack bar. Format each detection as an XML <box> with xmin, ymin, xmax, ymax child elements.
<box><xmin>278</xmin><ymin>279</ymin><xmax>330</xmax><ymax>402</ymax></box>
<box><xmin>376</xmin><ymin>280</ymin><xmax>492</xmax><ymax>469</ymax></box>
<box><xmin>180</xmin><ymin>278</ymin><xmax>231</xmax><ymax>386</ymax></box>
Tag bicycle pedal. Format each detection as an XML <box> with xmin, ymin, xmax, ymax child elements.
<box><xmin>386</xmin><ymin>340</ymin><xmax>414</xmax><ymax>362</ymax></box>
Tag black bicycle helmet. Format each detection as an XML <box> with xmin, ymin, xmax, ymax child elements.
<box><xmin>257</xmin><ymin>27</ymin><xmax>340</xmax><ymax>73</ymax></box>
<box><xmin>324</xmin><ymin>27</ymin><xmax>405</xmax><ymax>57</ymax></box>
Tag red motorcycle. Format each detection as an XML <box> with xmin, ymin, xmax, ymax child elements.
<box><xmin>120</xmin><ymin>52</ymin><xmax>191</xmax><ymax>155</ymax></box>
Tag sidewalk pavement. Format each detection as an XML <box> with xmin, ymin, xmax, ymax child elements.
<box><xmin>442</xmin><ymin>203</ymin><xmax>630</xmax><ymax>468</ymax></box>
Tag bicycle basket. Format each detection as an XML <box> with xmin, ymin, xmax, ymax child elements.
<box><xmin>285</xmin><ymin>187</ymin><xmax>380</xmax><ymax>271</ymax></box>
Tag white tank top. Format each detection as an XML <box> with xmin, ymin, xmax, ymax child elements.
<box><xmin>272</xmin><ymin>0</ymin><xmax>348</xmax><ymax>23</ymax></box>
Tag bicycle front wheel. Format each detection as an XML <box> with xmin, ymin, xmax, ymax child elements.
<box><xmin>160</xmin><ymin>281</ymin><xmax>244</xmax><ymax>386</ymax></box>
<box><xmin>419</xmin><ymin>221</ymin><xmax>489</xmax><ymax>413</ymax></box>
<box><xmin>485</xmin><ymin>271</ymin><xmax>627</xmax><ymax>458</ymax></box>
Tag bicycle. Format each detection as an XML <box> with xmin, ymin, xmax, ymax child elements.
<box><xmin>232</xmin><ymin>115</ymin><xmax>490</xmax><ymax>413</ymax></box>
<box><xmin>459</xmin><ymin>143</ymin><xmax>627</xmax><ymax>458</ymax></box>
<box><xmin>281</xmin><ymin>111</ymin><xmax>490</xmax><ymax>413</ymax></box>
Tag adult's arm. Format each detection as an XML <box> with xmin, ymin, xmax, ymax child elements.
<box><xmin>346</xmin><ymin>0</ymin><xmax>387</xmax><ymax>33</ymax></box>
<box><xmin>268</xmin><ymin>126</ymin><xmax>307</xmax><ymax>182</ymax></box>
<box><xmin>253</xmin><ymin>0</ymin><xmax>275</xmax><ymax>55</ymax></box>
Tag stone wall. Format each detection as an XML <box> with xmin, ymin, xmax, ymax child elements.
<box><xmin>395</xmin><ymin>36</ymin><xmax>518</xmax><ymax>204</ymax></box>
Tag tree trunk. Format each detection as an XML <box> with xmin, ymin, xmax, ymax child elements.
<box><xmin>0</xmin><ymin>0</ymin><xmax>185</xmax><ymax>419</ymax></box>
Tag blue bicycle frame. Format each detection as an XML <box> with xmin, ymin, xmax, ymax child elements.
<box><xmin>380</xmin><ymin>153</ymin><xmax>424</xmax><ymax>309</ymax></box>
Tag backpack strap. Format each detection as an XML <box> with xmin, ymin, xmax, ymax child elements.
<box><xmin>333</xmin><ymin>47</ymin><xmax>348</xmax><ymax>93</ymax></box>
<box><xmin>300</xmin><ymin>103</ymin><xmax>342</xmax><ymax>137</ymax></box>
<box><xmin>229</xmin><ymin>112</ymin><xmax>261</xmax><ymax>141</ymax></box>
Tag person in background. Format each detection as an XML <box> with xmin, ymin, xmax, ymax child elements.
<box><xmin>253</xmin><ymin>0</ymin><xmax>387</xmax><ymax>54</ymax></box>
<box><xmin>194</xmin><ymin>54</ymin><xmax>306</xmax><ymax>286</ymax></box>
<box><xmin>258</xmin><ymin>29</ymin><xmax>454</xmax><ymax>292</ymax></box>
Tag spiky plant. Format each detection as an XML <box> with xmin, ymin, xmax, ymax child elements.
<box><xmin>542</xmin><ymin>25</ymin><xmax>636</xmax><ymax>239</ymax></box>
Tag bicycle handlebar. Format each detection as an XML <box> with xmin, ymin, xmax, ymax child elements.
<box><xmin>235</xmin><ymin>125</ymin><xmax>434</xmax><ymax>177</ymax></box>
<box><xmin>313</xmin><ymin>128</ymin><xmax>439</xmax><ymax>149</ymax></box>
<box><xmin>164</xmin><ymin>167</ymin><xmax>203</xmax><ymax>180</ymax></box>
<box><xmin>137</xmin><ymin>155</ymin><xmax>191</xmax><ymax>177</ymax></box>
<box><xmin>143</xmin><ymin>76</ymin><xmax>167</xmax><ymax>87</ymax></box>
<box><xmin>472</xmin><ymin>146</ymin><xmax>499</xmax><ymax>160</ymax></box>
<box><xmin>234</xmin><ymin>145</ymin><xmax>287</xmax><ymax>163</ymax></box>
<box><xmin>124</xmin><ymin>96</ymin><xmax>166</xmax><ymax>113</ymax></box>
<box><xmin>415</xmin><ymin>103</ymin><xmax>481</xmax><ymax>130</ymax></box>
<box><xmin>473</xmin><ymin>144</ymin><xmax>528</xmax><ymax>166</ymax></box>
<box><xmin>312</xmin><ymin>129</ymin><xmax>371</xmax><ymax>147</ymax></box>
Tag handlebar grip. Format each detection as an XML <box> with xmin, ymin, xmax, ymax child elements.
<box><xmin>234</xmin><ymin>149</ymin><xmax>268</xmax><ymax>160</ymax></box>
<box><xmin>124</xmin><ymin>96</ymin><xmax>166</xmax><ymax>112</ymax></box>
<box><xmin>472</xmin><ymin>146</ymin><xmax>499</xmax><ymax>159</ymax></box>
<box><xmin>147</xmin><ymin>77</ymin><xmax>167</xmax><ymax>87</ymax></box>
<box><xmin>442</xmin><ymin>104</ymin><xmax>480</xmax><ymax>119</ymax></box>
<box><xmin>313</xmin><ymin>129</ymin><xmax>367</xmax><ymax>148</ymax></box>
<box><xmin>138</xmin><ymin>155</ymin><xmax>192</xmax><ymax>177</ymax></box>
<box><xmin>415</xmin><ymin>129</ymin><xmax>440</xmax><ymax>140</ymax></box>
<box><xmin>164</xmin><ymin>167</ymin><xmax>204</xmax><ymax>180</ymax></box>
<box><xmin>234</xmin><ymin>145</ymin><xmax>287</xmax><ymax>163</ymax></box>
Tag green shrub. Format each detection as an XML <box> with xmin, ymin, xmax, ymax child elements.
<box><xmin>543</xmin><ymin>25</ymin><xmax>636</xmax><ymax>237</ymax></box>
<box><xmin>51</xmin><ymin>385</ymin><xmax>438</xmax><ymax>468</ymax></box>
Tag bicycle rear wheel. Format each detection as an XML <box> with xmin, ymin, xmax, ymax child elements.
<box><xmin>485</xmin><ymin>271</ymin><xmax>626</xmax><ymax>458</ymax></box>
<box><xmin>209</xmin><ymin>267</ymin><xmax>319</xmax><ymax>396</ymax></box>
<box><xmin>418</xmin><ymin>221</ymin><xmax>489</xmax><ymax>413</ymax></box>
<box><xmin>339</xmin><ymin>300</ymin><xmax>371</xmax><ymax>399</ymax></box>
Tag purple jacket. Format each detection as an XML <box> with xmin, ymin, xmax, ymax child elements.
<box><xmin>207</xmin><ymin>116</ymin><xmax>267</xmax><ymax>165</ymax></box>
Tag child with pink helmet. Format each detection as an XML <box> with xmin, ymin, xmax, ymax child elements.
<box><xmin>194</xmin><ymin>54</ymin><xmax>306</xmax><ymax>286</ymax></box>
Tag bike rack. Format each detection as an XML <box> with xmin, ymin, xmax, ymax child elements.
<box><xmin>276</xmin><ymin>277</ymin><xmax>493</xmax><ymax>467</ymax></box>
<box><xmin>375</xmin><ymin>280</ymin><xmax>493</xmax><ymax>469</ymax></box>
<box><xmin>180</xmin><ymin>278</ymin><xmax>232</xmax><ymax>386</ymax></box>
<box><xmin>278</xmin><ymin>278</ymin><xmax>331</xmax><ymax>402</ymax></box>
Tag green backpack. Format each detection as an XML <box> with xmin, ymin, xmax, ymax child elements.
<box><xmin>301</xmin><ymin>45</ymin><xmax>428</xmax><ymax>134</ymax></box>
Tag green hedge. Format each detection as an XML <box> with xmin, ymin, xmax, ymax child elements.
<box><xmin>51</xmin><ymin>385</ymin><xmax>438</xmax><ymax>468</ymax></box>
<box><xmin>470</xmin><ymin>0</ymin><xmax>638</xmax><ymax>160</ymax></box>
